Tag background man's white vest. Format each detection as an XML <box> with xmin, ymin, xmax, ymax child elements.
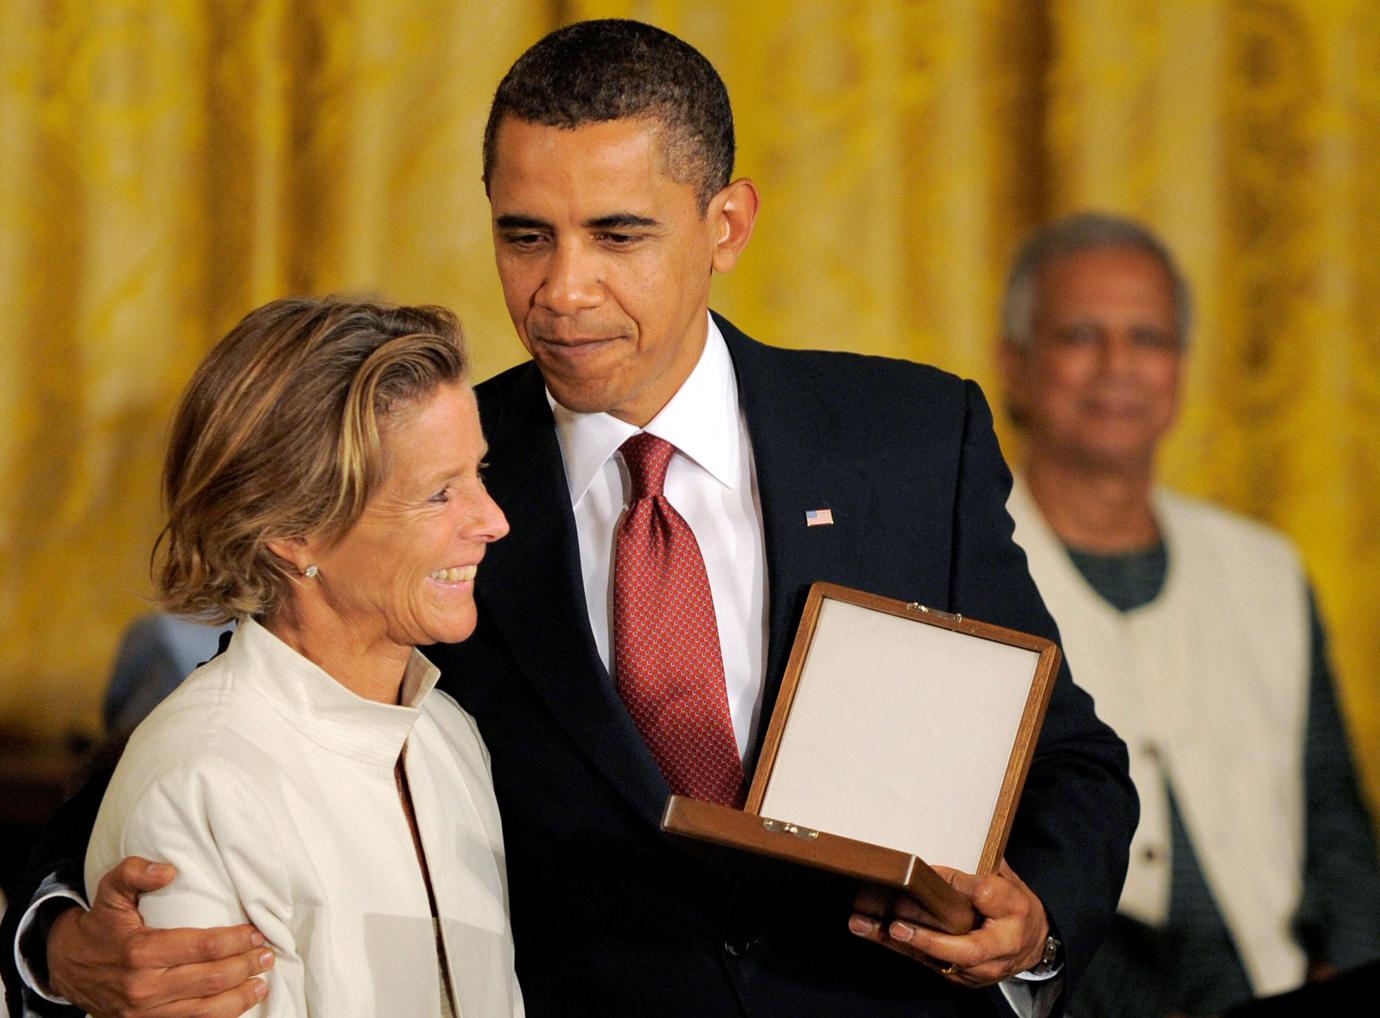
<box><xmin>1008</xmin><ymin>478</ymin><xmax>1309</xmax><ymax>994</ymax></box>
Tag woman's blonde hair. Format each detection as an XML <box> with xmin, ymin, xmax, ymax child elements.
<box><xmin>156</xmin><ymin>297</ymin><xmax>468</xmax><ymax>622</ymax></box>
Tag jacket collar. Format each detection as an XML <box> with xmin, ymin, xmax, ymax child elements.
<box><xmin>230</xmin><ymin>617</ymin><xmax>439</xmax><ymax>768</ymax></box>
<box><xmin>712</xmin><ymin>313</ymin><xmax>854</xmax><ymax>755</ymax></box>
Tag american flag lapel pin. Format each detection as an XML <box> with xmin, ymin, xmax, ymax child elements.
<box><xmin>805</xmin><ymin>508</ymin><xmax>834</xmax><ymax>527</ymax></box>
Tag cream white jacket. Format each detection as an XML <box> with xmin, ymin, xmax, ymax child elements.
<box><xmin>86</xmin><ymin>618</ymin><xmax>524</xmax><ymax>1018</ymax></box>
<box><xmin>1008</xmin><ymin>479</ymin><xmax>1309</xmax><ymax>995</ymax></box>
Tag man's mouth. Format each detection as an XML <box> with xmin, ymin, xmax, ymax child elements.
<box><xmin>533</xmin><ymin>333</ymin><xmax>622</xmax><ymax>350</ymax></box>
<box><xmin>1086</xmin><ymin>399</ymin><xmax>1149</xmax><ymax>417</ymax></box>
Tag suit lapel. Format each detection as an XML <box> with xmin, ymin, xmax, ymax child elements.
<box><xmin>476</xmin><ymin>365</ymin><xmax>670</xmax><ymax>825</ymax></box>
<box><xmin>717</xmin><ymin>317</ymin><xmax>853</xmax><ymax>759</ymax></box>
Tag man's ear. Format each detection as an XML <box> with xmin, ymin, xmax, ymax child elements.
<box><xmin>708</xmin><ymin>178</ymin><xmax>760</xmax><ymax>273</ymax></box>
<box><xmin>997</xmin><ymin>339</ymin><xmax>1031</xmax><ymax>426</ymax></box>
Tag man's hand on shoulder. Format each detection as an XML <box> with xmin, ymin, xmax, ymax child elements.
<box><xmin>848</xmin><ymin>860</ymin><xmax>1051</xmax><ymax>988</ymax></box>
<box><xmin>48</xmin><ymin>856</ymin><xmax>271</xmax><ymax>1017</ymax></box>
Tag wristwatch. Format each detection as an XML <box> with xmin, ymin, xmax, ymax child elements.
<box><xmin>1029</xmin><ymin>932</ymin><xmax>1063</xmax><ymax>976</ymax></box>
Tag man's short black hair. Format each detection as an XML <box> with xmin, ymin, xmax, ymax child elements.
<box><xmin>482</xmin><ymin>19</ymin><xmax>735</xmax><ymax>212</ymax></box>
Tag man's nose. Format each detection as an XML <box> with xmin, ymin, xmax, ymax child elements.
<box><xmin>537</xmin><ymin>242</ymin><xmax>603</xmax><ymax>315</ymax></box>
<box><xmin>1099</xmin><ymin>332</ymin><xmax>1137</xmax><ymax>374</ymax></box>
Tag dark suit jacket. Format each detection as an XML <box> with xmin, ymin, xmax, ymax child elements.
<box><xmin>432</xmin><ymin>315</ymin><xmax>1136</xmax><ymax>1016</ymax></box>
<box><xmin>1</xmin><ymin>315</ymin><xmax>1135</xmax><ymax>1018</ymax></box>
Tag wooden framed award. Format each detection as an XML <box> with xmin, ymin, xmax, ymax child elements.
<box><xmin>661</xmin><ymin>581</ymin><xmax>1060</xmax><ymax>934</ymax></box>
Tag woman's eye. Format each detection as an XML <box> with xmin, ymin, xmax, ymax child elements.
<box><xmin>428</xmin><ymin>486</ymin><xmax>451</xmax><ymax>504</ymax></box>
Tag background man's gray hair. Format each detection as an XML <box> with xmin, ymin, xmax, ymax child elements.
<box><xmin>1001</xmin><ymin>211</ymin><xmax>1194</xmax><ymax>348</ymax></box>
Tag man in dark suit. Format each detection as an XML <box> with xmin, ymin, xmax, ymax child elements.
<box><xmin>4</xmin><ymin>19</ymin><xmax>1135</xmax><ymax>1018</ymax></box>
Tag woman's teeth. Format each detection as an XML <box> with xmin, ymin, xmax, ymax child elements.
<box><xmin>428</xmin><ymin>565</ymin><xmax>477</xmax><ymax>583</ymax></box>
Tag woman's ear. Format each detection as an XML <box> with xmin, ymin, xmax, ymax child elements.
<box><xmin>708</xmin><ymin>178</ymin><xmax>760</xmax><ymax>274</ymax></box>
<box><xmin>266</xmin><ymin>535</ymin><xmax>314</xmax><ymax>576</ymax></box>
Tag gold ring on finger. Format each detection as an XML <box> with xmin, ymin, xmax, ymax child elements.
<box><xmin>938</xmin><ymin>962</ymin><xmax>958</xmax><ymax>976</ymax></box>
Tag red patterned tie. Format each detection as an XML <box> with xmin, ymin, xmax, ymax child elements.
<box><xmin>613</xmin><ymin>433</ymin><xmax>746</xmax><ymax>808</ymax></box>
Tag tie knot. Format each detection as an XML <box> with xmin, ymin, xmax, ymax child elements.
<box><xmin>620</xmin><ymin>433</ymin><xmax>675</xmax><ymax>499</ymax></box>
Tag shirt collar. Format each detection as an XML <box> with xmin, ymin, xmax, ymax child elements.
<box><xmin>550</xmin><ymin>313</ymin><xmax>742</xmax><ymax>507</ymax></box>
<box><xmin>229</xmin><ymin>617</ymin><xmax>442</xmax><ymax>767</ymax></box>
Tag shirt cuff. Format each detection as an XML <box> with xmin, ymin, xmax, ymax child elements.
<box><xmin>14</xmin><ymin>875</ymin><xmax>86</xmax><ymax>1007</ymax></box>
<box><xmin>999</xmin><ymin>969</ymin><xmax>1063</xmax><ymax>1018</ymax></box>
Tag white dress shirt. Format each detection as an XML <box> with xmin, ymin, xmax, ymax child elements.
<box><xmin>552</xmin><ymin>315</ymin><xmax>769</xmax><ymax>759</ymax></box>
<box><xmin>83</xmin><ymin>618</ymin><xmax>524</xmax><ymax>1018</ymax></box>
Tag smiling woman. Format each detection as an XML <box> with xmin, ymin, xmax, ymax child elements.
<box><xmin>83</xmin><ymin>298</ymin><xmax>520</xmax><ymax>1017</ymax></box>
<box><xmin>264</xmin><ymin>381</ymin><xmax>503</xmax><ymax>696</ymax></box>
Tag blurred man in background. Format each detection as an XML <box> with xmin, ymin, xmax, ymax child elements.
<box><xmin>999</xmin><ymin>212</ymin><xmax>1380</xmax><ymax>1016</ymax></box>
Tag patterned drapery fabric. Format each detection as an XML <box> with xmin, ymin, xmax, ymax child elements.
<box><xmin>3</xmin><ymin>1</ymin><xmax>1377</xmax><ymax>814</ymax></box>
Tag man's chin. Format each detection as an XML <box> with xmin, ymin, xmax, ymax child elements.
<box><xmin>540</xmin><ymin>372</ymin><xmax>623</xmax><ymax>416</ymax></box>
<box><xmin>1067</xmin><ymin>442</ymin><xmax>1159</xmax><ymax>474</ymax></box>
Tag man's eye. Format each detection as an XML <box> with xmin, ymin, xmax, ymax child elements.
<box><xmin>1133</xmin><ymin>328</ymin><xmax>1180</xmax><ymax>351</ymax></box>
<box><xmin>503</xmin><ymin>232</ymin><xmax>545</xmax><ymax>249</ymax></box>
<box><xmin>598</xmin><ymin>232</ymin><xmax>639</xmax><ymax>246</ymax></box>
<box><xmin>428</xmin><ymin>486</ymin><xmax>452</xmax><ymax>504</ymax></box>
<box><xmin>1056</xmin><ymin>325</ymin><xmax>1100</xmax><ymax>345</ymax></box>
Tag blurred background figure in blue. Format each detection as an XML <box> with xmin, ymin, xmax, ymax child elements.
<box><xmin>101</xmin><ymin>615</ymin><xmax>233</xmax><ymax>740</ymax></box>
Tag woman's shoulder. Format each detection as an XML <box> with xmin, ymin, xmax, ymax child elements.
<box><xmin>114</xmin><ymin>654</ymin><xmax>290</xmax><ymax>804</ymax></box>
<box><xmin>87</xmin><ymin>717</ymin><xmax>291</xmax><ymax>919</ymax></box>
<box><xmin>419</xmin><ymin>687</ymin><xmax>494</xmax><ymax>770</ymax></box>
<box><xmin>422</xmin><ymin>687</ymin><xmax>485</xmax><ymax>743</ymax></box>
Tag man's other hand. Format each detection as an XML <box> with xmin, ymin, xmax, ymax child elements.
<box><xmin>47</xmin><ymin>856</ymin><xmax>271</xmax><ymax>1017</ymax></box>
<box><xmin>848</xmin><ymin>859</ymin><xmax>1050</xmax><ymax>987</ymax></box>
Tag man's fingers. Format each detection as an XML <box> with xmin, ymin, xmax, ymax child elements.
<box><xmin>851</xmin><ymin>885</ymin><xmax>894</xmax><ymax>918</ymax></box>
<box><xmin>143</xmin><ymin>973</ymin><xmax>270</xmax><ymax>1018</ymax></box>
<box><xmin>150</xmin><ymin>946</ymin><xmax>275</xmax><ymax>1007</ymax></box>
<box><xmin>110</xmin><ymin>941</ymin><xmax>272</xmax><ymax>1013</ymax></box>
<box><xmin>96</xmin><ymin>856</ymin><xmax>178</xmax><ymax>910</ymax></box>
<box><xmin>850</xmin><ymin>863</ymin><xmax>1048</xmax><ymax>987</ymax></box>
<box><xmin>848</xmin><ymin>918</ymin><xmax>980</xmax><ymax>984</ymax></box>
<box><xmin>890</xmin><ymin>919</ymin><xmax>994</xmax><ymax>967</ymax></box>
<box><xmin>895</xmin><ymin>869</ymin><xmax>1018</xmax><ymax>924</ymax></box>
<box><xmin>853</xmin><ymin>880</ymin><xmax>953</xmax><ymax>931</ymax></box>
<box><xmin>927</xmin><ymin>864</ymin><xmax>960</xmax><ymax>884</ymax></box>
<box><xmin>884</xmin><ymin>921</ymin><xmax>1012</xmax><ymax>986</ymax></box>
<box><xmin>884</xmin><ymin>869</ymin><xmax>990</xmax><ymax>928</ymax></box>
<box><xmin>848</xmin><ymin>916</ymin><xmax>916</xmax><ymax>958</ymax></box>
<box><xmin>927</xmin><ymin>865</ymin><xmax>983</xmax><ymax>899</ymax></box>
<box><xmin>849</xmin><ymin>913</ymin><xmax>965</xmax><ymax>967</ymax></box>
<box><xmin>56</xmin><ymin>916</ymin><xmax>269</xmax><ymax>1014</ymax></box>
<box><xmin>126</xmin><ymin>924</ymin><xmax>267</xmax><ymax>970</ymax></box>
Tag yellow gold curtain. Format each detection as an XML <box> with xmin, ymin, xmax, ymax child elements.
<box><xmin>0</xmin><ymin>0</ymin><xmax>546</xmax><ymax>732</ymax></box>
<box><xmin>3</xmin><ymin>2</ymin><xmax>1377</xmax><ymax>813</ymax></box>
